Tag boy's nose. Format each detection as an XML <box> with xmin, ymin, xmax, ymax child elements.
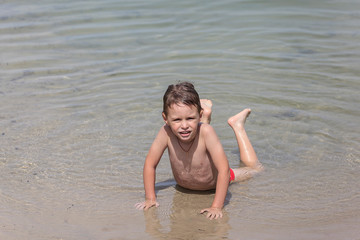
<box><xmin>181</xmin><ymin>121</ymin><xmax>189</xmax><ymax>129</ymax></box>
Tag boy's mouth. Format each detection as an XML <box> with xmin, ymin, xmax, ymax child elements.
<box><xmin>179</xmin><ymin>131</ymin><xmax>191</xmax><ymax>138</ymax></box>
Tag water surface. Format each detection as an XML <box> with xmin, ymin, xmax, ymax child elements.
<box><xmin>1</xmin><ymin>0</ymin><xmax>359</xmax><ymax>239</ymax></box>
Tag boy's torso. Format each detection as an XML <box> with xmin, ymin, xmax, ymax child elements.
<box><xmin>164</xmin><ymin>124</ymin><xmax>217</xmax><ymax>190</ymax></box>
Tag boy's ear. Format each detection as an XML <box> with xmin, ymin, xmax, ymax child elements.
<box><xmin>200</xmin><ymin>109</ymin><xmax>203</xmax><ymax>119</ymax></box>
<box><xmin>162</xmin><ymin>112</ymin><xmax>168</xmax><ymax>124</ymax></box>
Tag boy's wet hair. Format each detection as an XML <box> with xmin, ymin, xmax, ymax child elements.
<box><xmin>163</xmin><ymin>81</ymin><xmax>202</xmax><ymax>116</ymax></box>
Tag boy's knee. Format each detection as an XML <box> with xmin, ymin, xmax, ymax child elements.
<box><xmin>254</xmin><ymin>163</ymin><xmax>264</xmax><ymax>172</ymax></box>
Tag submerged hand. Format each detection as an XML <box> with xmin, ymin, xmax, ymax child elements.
<box><xmin>200</xmin><ymin>207</ymin><xmax>223</xmax><ymax>220</ymax></box>
<box><xmin>135</xmin><ymin>199</ymin><xmax>159</xmax><ymax>210</ymax></box>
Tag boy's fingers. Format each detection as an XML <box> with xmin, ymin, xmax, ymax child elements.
<box><xmin>135</xmin><ymin>203</ymin><xmax>144</xmax><ymax>210</ymax></box>
<box><xmin>209</xmin><ymin>213</ymin><xmax>219</xmax><ymax>220</ymax></box>
<box><xmin>201</xmin><ymin>209</ymin><xmax>223</xmax><ymax>220</ymax></box>
<box><xmin>200</xmin><ymin>208</ymin><xmax>208</xmax><ymax>214</ymax></box>
<box><xmin>135</xmin><ymin>201</ymin><xmax>159</xmax><ymax>211</ymax></box>
<box><xmin>144</xmin><ymin>202</ymin><xmax>158</xmax><ymax>210</ymax></box>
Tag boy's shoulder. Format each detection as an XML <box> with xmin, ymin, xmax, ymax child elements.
<box><xmin>199</xmin><ymin>123</ymin><xmax>216</xmax><ymax>136</ymax></box>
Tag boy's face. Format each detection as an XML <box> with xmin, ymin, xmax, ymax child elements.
<box><xmin>162</xmin><ymin>103</ymin><xmax>202</xmax><ymax>143</ymax></box>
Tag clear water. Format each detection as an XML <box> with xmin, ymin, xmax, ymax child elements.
<box><xmin>1</xmin><ymin>0</ymin><xmax>359</xmax><ymax>239</ymax></box>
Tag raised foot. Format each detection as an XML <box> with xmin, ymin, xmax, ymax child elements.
<box><xmin>200</xmin><ymin>99</ymin><xmax>213</xmax><ymax>124</ymax></box>
<box><xmin>227</xmin><ymin>108</ymin><xmax>251</xmax><ymax>129</ymax></box>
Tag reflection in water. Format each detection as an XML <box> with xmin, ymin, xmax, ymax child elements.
<box><xmin>144</xmin><ymin>182</ymin><xmax>231</xmax><ymax>240</ymax></box>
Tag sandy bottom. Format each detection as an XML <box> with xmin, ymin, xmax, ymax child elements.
<box><xmin>1</xmin><ymin>176</ymin><xmax>359</xmax><ymax>240</ymax></box>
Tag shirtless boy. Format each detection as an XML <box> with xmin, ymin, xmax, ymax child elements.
<box><xmin>135</xmin><ymin>81</ymin><xmax>263</xmax><ymax>219</ymax></box>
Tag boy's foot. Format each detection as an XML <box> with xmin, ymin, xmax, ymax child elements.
<box><xmin>227</xmin><ymin>108</ymin><xmax>251</xmax><ymax>130</ymax></box>
<box><xmin>200</xmin><ymin>99</ymin><xmax>212</xmax><ymax>124</ymax></box>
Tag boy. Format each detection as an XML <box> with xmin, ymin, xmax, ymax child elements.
<box><xmin>135</xmin><ymin>82</ymin><xmax>263</xmax><ymax>219</ymax></box>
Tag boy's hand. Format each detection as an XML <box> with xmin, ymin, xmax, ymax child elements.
<box><xmin>200</xmin><ymin>207</ymin><xmax>223</xmax><ymax>220</ymax></box>
<box><xmin>135</xmin><ymin>199</ymin><xmax>159</xmax><ymax>210</ymax></box>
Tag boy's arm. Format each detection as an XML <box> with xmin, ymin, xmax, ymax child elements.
<box><xmin>136</xmin><ymin>126</ymin><xmax>168</xmax><ymax>210</ymax></box>
<box><xmin>200</xmin><ymin>125</ymin><xmax>230</xmax><ymax>219</ymax></box>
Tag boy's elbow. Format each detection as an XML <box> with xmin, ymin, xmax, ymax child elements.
<box><xmin>144</xmin><ymin>163</ymin><xmax>156</xmax><ymax>172</ymax></box>
<box><xmin>218</xmin><ymin>167</ymin><xmax>230</xmax><ymax>179</ymax></box>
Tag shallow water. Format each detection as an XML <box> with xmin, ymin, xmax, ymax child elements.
<box><xmin>1</xmin><ymin>0</ymin><xmax>359</xmax><ymax>239</ymax></box>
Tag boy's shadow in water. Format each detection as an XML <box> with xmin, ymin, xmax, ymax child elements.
<box><xmin>145</xmin><ymin>179</ymin><xmax>232</xmax><ymax>239</ymax></box>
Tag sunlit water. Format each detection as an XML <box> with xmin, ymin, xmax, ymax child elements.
<box><xmin>1</xmin><ymin>0</ymin><xmax>359</xmax><ymax>239</ymax></box>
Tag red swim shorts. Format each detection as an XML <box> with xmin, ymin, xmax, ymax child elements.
<box><xmin>229</xmin><ymin>168</ymin><xmax>235</xmax><ymax>182</ymax></box>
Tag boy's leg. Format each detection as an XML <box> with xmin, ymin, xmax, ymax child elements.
<box><xmin>228</xmin><ymin>109</ymin><xmax>263</xmax><ymax>181</ymax></box>
<box><xmin>200</xmin><ymin>99</ymin><xmax>212</xmax><ymax>124</ymax></box>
